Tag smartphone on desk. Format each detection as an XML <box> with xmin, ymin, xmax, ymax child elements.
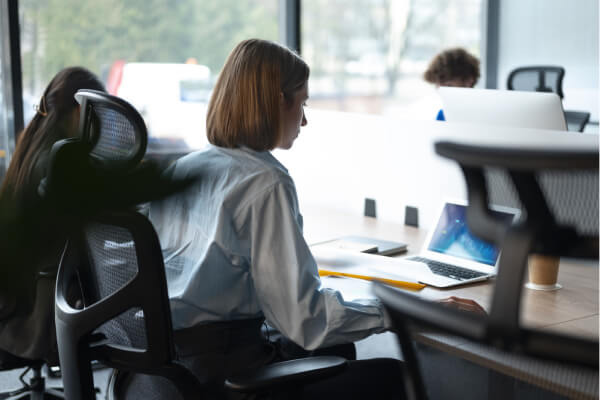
<box><xmin>311</xmin><ymin>235</ymin><xmax>407</xmax><ymax>256</ymax></box>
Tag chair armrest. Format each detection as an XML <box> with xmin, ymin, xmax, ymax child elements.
<box><xmin>225</xmin><ymin>356</ymin><xmax>347</xmax><ymax>393</ymax></box>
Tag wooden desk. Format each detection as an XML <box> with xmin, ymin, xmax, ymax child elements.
<box><xmin>302</xmin><ymin>204</ymin><xmax>599</xmax><ymax>399</ymax></box>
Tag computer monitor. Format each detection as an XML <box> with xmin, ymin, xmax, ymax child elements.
<box><xmin>439</xmin><ymin>87</ymin><xmax>567</xmax><ymax>131</ymax></box>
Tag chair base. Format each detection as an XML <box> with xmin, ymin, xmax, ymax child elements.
<box><xmin>0</xmin><ymin>388</ymin><xmax>65</xmax><ymax>400</ymax></box>
<box><xmin>0</xmin><ymin>365</ymin><xmax>65</xmax><ymax>400</ymax></box>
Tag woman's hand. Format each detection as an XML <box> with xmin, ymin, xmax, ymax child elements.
<box><xmin>437</xmin><ymin>296</ymin><xmax>487</xmax><ymax>316</ymax></box>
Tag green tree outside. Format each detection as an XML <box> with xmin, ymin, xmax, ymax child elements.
<box><xmin>20</xmin><ymin>0</ymin><xmax>278</xmax><ymax>95</ymax></box>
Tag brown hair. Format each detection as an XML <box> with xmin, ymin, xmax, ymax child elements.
<box><xmin>424</xmin><ymin>48</ymin><xmax>480</xmax><ymax>86</ymax></box>
<box><xmin>206</xmin><ymin>39</ymin><xmax>309</xmax><ymax>151</ymax></box>
<box><xmin>0</xmin><ymin>66</ymin><xmax>105</xmax><ymax>205</ymax></box>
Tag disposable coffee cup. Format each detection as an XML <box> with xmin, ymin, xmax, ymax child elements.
<box><xmin>525</xmin><ymin>254</ymin><xmax>562</xmax><ymax>291</ymax></box>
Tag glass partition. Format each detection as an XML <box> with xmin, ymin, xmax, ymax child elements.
<box><xmin>0</xmin><ymin>2</ymin><xmax>16</xmax><ymax>182</ymax></box>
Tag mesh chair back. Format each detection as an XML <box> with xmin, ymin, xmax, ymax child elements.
<box><xmin>433</xmin><ymin>139</ymin><xmax>599</xmax><ymax>342</ymax></box>
<box><xmin>507</xmin><ymin>66</ymin><xmax>565</xmax><ymax>99</ymax></box>
<box><xmin>83</xmin><ymin>222</ymin><xmax>148</xmax><ymax>350</ymax></box>
<box><xmin>375</xmin><ymin>140</ymin><xmax>599</xmax><ymax>400</ymax></box>
<box><xmin>484</xmin><ymin>168</ymin><xmax>599</xmax><ymax>236</ymax></box>
<box><xmin>73</xmin><ymin>212</ymin><xmax>174</xmax><ymax>361</ymax></box>
<box><xmin>74</xmin><ymin>89</ymin><xmax>147</xmax><ymax>172</ymax></box>
<box><xmin>56</xmin><ymin>212</ymin><xmax>203</xmax><ymax>400</ymax></box>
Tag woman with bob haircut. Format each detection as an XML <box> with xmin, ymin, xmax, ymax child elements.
<box><xmin>206</xmin><ymin>38</ymin><xmax>309</xmax><ymax>151</ymax></box>
<box><xmin>146</xmin><ymin>39</ymin><xmax>482</xmax><ymax>399</ymax></box>
<box><xmin>145</xmin><ymin>38</ymin><xmax>404</xmax><ymax>399</ymax></box>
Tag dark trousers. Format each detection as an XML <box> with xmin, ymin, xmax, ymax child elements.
<box><xmin>265</xmin><ymin>325</ymin><xmax>405</xmax><ymax>399</ymax></box>
<box><xmin>299</xmin><ymin>358</ymin><xmax>405</xmax><ymax>400</ymax></box>
<box><xmin>114</xmin><ymin>319</ymin><xmax>405</xmax><ymax>399</ymax></box>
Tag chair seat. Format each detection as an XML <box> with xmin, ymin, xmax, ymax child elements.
<box><xmin>225</xmin><ymin>356</ymin><xmax>348</xmax><ymax>393</ymax></box>
<box><xmin>565</xmin><ymin>110</ymin><xmax>591</xmax><ymax>132</ymax></box>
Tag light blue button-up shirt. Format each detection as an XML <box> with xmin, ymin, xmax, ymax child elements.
<box><xmin>148</xmin><ymin>145</ymin><xmax>388</xmax><ymax>350</ymax></box>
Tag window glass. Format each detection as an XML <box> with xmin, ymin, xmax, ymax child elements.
<box><xmin>19</xmin><ymin>0</ymin><xmax>279</xmax><ymax>155</ymax></box>
<box><xmin>302</xmin><ymin>0</ymin><xmax>483</xmax><ymax>120</ymax></box>
<box><xmin>0</xmin><ymin>10</ymin><xmax>13</xmax><ymax>181</ymax></box>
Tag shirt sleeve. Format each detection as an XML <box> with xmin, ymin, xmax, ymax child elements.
<box><xmin>244</xmin><ymin>181</ymin><xmax>389</xmax><ymax>350</ymax></box>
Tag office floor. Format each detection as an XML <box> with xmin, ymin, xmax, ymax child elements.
<box><xmin>0</xmin><ymin>334</ymin><xmax>400</xmax><ymax>398</ymax></box>
<box><xmin>0</xmin><ymin>336</ymin><xmax>569</xmax><ymax>399</ymax></box>
<box><xmin>0</xmin><ymin>365</ymin><xmax>112</xmax><ymax>398</ymax></box>
<box><xmin>0</xmin><ymin>333</ymin><xmax>564</xmax><ymax>400</ymax></box>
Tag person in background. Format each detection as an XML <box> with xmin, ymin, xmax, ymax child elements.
<box><xmin>423</xmin><ymin>47</ymin><xmax>480</xmax><ymax>121</ymax></box>
<box><xmin>1</xmin><ymin>67</ymin><xmax>105</xmax><ymax>209</ymax></box>
<box><xmin>0</xmin><ymin>67</ymin><xmax>105</xmax><ymax>362</ymax></box>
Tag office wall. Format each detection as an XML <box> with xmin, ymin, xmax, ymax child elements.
<box><xmin>496</xmin><ymin>0</ymin><xmax>599</xmax><ymax>122</ymax></box>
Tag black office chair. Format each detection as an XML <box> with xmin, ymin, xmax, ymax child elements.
<box><xmin>507</xmin><ymin>66</ymin><xmax>565</xmax><ymax>98</ymax></box>
<box><xmin>375</xmin><ymin>140</ymin><xmax>599</xmax><ymax>400</ymax></box>
<box><xmin>507</xmin><ymin>65</ymin><xmax>591</xmax><ymax>132</ymax></box>
<box><xmin>53</xmin><ymin>90</ymin><xmax>347</xmax><ymax>400</ymax></box>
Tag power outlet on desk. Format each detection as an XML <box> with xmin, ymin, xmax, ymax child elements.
<box><xmin>405</xmin><ymin>206</ymin><xmax>419</xmax><ymax>227</ymax></box>
<box><xmin>364</xmin><ymin>198</ymin><xmax>377</xmax><ymax>218</ymax></box>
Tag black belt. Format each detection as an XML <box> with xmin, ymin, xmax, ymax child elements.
<box><xmin>173</xmin><ymin>318</ymin><xmax>265</xmax><ymax>356</ymax></box>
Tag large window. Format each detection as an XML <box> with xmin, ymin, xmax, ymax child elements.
<box><xmin>0</xmin><ymin>20</ymin><xmax>8</xmax><ymax>180</ymax></box>
<box><xmin>19</xmin><ymin>0</ymin><xmax>279</xmax><ymax>153</ymax></box>
<box><xmin>302</xmin><ymin>0</ymin><xmax>483</xmax><ymax>120</ymax></box>
<box><xmin>15</xmin><ymin>0</ymin><xmax>484</xmax><ymax>160</ymax></box>
<box><xmin>1</xmin><ymin>1</ymin><xmax>18</xmax><ymax>182</ymax></box>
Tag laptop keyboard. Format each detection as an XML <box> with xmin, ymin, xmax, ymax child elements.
<box><xmin>407</xmin><ymin>257</ymin><xmax>487</xmax><ymax>281</ymax></box>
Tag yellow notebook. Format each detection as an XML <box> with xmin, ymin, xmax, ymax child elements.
<box><xmin>318</xmin><ymin>269</ymin><xmax>425</xmax><ymax>291</ymax></box>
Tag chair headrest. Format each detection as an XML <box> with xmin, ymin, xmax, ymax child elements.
<box><xmin>74</xmin><ymin>89</ymin><xmax>147</xmax><ymax>173</ymax></box>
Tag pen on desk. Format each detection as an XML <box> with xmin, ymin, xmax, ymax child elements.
<box><xmin>318</xmin><ymin>269</ymin><xmax>426</xmax><ymax>291</ymax></box>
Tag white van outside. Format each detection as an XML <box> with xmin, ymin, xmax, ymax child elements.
<box><xmin>108</xmin><ymin>62</ymin><xmax>212</xmax><ymax>151</ymax></box>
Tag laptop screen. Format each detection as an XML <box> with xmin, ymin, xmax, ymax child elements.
<box><xmin>427</xmin><ymin>203</ymin><xmax>515</xmax><ymax>266</ymax></box>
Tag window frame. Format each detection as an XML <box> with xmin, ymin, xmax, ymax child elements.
<box><xmin>2</xmin><ymin>0</ymin><xmax>23</xmax><ymax>166</ymax></box>
<box><xmin>280</xmin><ymin>0</ymin><xmax>301</xmax><ymax>53</ymax></box>
<box><xmin>483</xmin><ymin>0</ymin><xmax>499</xmax><ymax>89</ymax></box>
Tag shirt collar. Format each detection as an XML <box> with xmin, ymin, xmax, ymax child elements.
<box><xmin>238</xmin><ymin>146</ymin><xmax>289</xmax><ymax>174</ymax></box>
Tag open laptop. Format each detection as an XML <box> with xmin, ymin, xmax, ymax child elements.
<box><xmin>439</xmin><ymin>87</ymin><xmax>567</xmax><ymax>131</ymax></box>
<box><xmin>405</xmin><ymin>200</ymin><xmax>519</xmax><ymax>288</ymax></box>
